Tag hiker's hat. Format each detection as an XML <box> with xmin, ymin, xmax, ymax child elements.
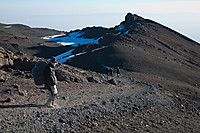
<box><xmin>50</xmin><ymin>56</ymin><xmax>57</xmax><ymax>63</ymax></box>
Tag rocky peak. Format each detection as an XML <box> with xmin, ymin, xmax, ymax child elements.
<box><xmin>124</xmin><ymin>13</ymin><xmax>144</xmax><ymax>26</ymax></box>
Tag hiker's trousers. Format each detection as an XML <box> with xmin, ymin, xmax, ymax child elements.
<box><xmin>50</xmin><ymin>85</ymin><xmax>58</xmax><ymax>96</ymax></box>
<box><xmin>46</xmin><ymin>85</ymin><xmax>58</xmax><ymax>105</ymax></box>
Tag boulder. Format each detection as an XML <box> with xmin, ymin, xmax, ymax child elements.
<box><xmin>2</xmin><ymin>98</ymin><xmax>12</xmax><ymax>103</ymax></box>
<box><xmin>107</xmin><ymin>78</ymin><xmax>118</xmax><ymax>85</ymax></box>
<box><xmin>12</xmin><ymin>58</ymin><xmax>35</xmax><ymax>71</ymax></box>
<box><xmin>56</xmin><ymin>69</ymin><xmax>69</xmax><ymax>81</ymax></box>
<box><xmin>0</xmin><ymin>75</ymin><xmax>6</xmax><ymax>82</ymax></box>
<box><xmin>0</xmin><ymin>70</ymin><xmax>9</xmax><ymax>82</ymax></box>
<box><xmin>56</xmin><ymin>69</ymin><xmax>87</xmax><ymax>83</ymax></box>
<box><xmin>87</xmin><ymin>77</ymin><xmax>98</xmax><ymax>83</ymax></box>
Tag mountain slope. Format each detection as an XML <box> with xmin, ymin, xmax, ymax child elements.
<box><xmin>0</xmin><ymin>46</ymin><xmax>199</xmax><ymax>132</ymax></box>
<box><xmin>47</xmin><ymin>13</ymin><xmax>200</xmax><ymax>102</ymax></box>
<box><xmin>0</xmin><ymin>23</ymin><xmax>70</xmax><ymax>58</ymax></box>
<box><xmin>1</xmin><ymin>13</ymin><xmax>199</xmax><ymax>101</ymax></box>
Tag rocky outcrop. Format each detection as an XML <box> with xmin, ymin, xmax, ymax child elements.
<box><xmin>0</xmin><ymin>46</ymin><xmax>105</xmax><ymax>84</ymax></box>
<box><xmin>56</xmin><ymin>68</ymin><xmax>87</xmax><ymax>83</ymax></box>
<box><xmin>0</xmin><ymin>47</ymin><xmax>34</xmax><ymax>71</ymax></box>
<box><xmin>0</xmin><ymin>47</ymin><xmax>14</xmax><ymax>67</ymax></box>
<box><xmin>12</xmin><ymin>58</ymin><xmax>35</xmax><ymax>71</ymax></box>
<box><xmin>107</xmin><ymin>78</ymin><xmax>117</xmax><ymax>85</ymax></box>
<box><xmin>79</xmin><ymin>27</ymin><xmax>113</xmax><ymax>39</ymax></box>
<box><xmin>0</xmin><ymin>70</ymin><xmax>8</xmax><ymax>82</ymax></box>
<box><xmin>124</xmin><ymin>13</ymin><xmax>145</xmax><ymax>26</ymax></box>
<box><xmin>55</xmin><ymin>64</ymin><xmax>90</xmax><ymax>83</ymax></box>
<box><xmin>55</xmin><ymin>63</ymin><xmax>111</xmax><ymax>84</ymax></box>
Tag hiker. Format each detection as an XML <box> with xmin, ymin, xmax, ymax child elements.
<box><xmin>109</xmin><ymin>68</ymin><xmax>113</xmax><ymax>76</ymax></box>
<box><xmin>112</xmin><ymin>68</ymin><xmax>115</xmax><ymax>76</ymax></box>
<box><xmin>43</xmin><ymin>57</ymin><xmax>58</xmax><ymax>107</ymax></box>
<box><xmin>106</xmin><ymin>67</ymin><xmax>110</xmax><ymax>76</ymax></box>
<box><xmin>116</xmin><ymin>66</ymin><xmax>120</xmax><ymax>76</ymax></box>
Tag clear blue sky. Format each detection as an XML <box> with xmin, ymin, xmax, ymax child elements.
<box><xmin>0</xmin><ymin>0</ymin><xmax>199</xmax><ymax>43</ymax></box>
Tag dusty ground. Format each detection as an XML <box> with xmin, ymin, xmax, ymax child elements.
<box><xmin>0</xmin><ymin>70</ymin><xmax>199</xmax><ymax>133</ymax></box>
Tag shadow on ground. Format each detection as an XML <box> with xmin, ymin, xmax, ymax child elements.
<box><xmin>0</xmin><ymin>104</ymin><xmax>44</xmax><ymax>108</ymax></box>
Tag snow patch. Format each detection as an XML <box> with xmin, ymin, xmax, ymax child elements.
<box><xmin>115</xmin><ymin>24</ymin><xmax>125</xmax><ymax>31</ymax></box>
<box><xmin>4</xmin><ymin>26</ymin><xmax>12</xmax><ymax>29</ymax></box>
<box><xmin>75</xmin><ymin>51</ymin><xmax>87</xmax><ymax>56</ymax></box>
<box><xmin>43</xmin><ymin>31</ymin><xmax>100</xmax><ymax>47</ymax></box>
<box><xmin>57</xmin><ymin>54</ymin><xmax>75</xmax><ymax>63</ymax></box>
<box><xmin>43</xmin><ymin>31</ymin><xmax>101</xmax><ymax>63</ymax></box>
<box><xmin>42</xmin><ymin>33</ymin><xmax>65</xmax><ymax>40</ymax></box>
<box><xmin>123</xmin><ymin>30</ymin><xmax>130</xmax><ymax>35</ymax></box>
<box><xmin>117</xmin><ymin>32</ymin><xmax>121</xmax><ymax>35</ymax></box>
<box><xmin>59</xmin><ymin>42</ymin><xmax>75</xmax><ymax>46</ymax></box>
<box><xmin>53</xmin><ymin>49</ymin><xmax>87</xmax><ymax>63</ymax></box>
<box><xmin>54</xmin><ymin>49</ymin><xmax>74</xmax><ymax>63</ymax></box>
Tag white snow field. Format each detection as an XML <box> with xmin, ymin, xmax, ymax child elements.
<box><xmin>43</xmin><ymin>31</ymin><xmax>101</xmax><ymax>63</ymax></box>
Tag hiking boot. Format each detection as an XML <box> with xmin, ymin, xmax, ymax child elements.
<box><xmin>44</xmin><ymin>101</ymin><xmax>54</xmax><ymax>108</ymax></box>
<box><xmin>46</xmin><ymin>104</ymin><xmax>54</xmax><ymax>108</ymax></box>
<box><xmin>44</xmin><ymin>98</ymin><xmax>53</xmax><ymax>107</ymax></box>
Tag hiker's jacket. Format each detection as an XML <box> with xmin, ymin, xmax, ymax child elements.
<box><xmin>43</xmin><ymin>62</ymin><xmax>57</xmax><ymax>87</ymax></box>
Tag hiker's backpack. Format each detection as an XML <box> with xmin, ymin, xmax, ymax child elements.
<box><xmin>32</xmin><ymin>61</ymin><xmax>48</xmax><ymax>85</ymax></box>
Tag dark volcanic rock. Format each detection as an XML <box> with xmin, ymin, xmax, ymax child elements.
<box><xmin>107</xmin><ymin>78</ymin><xmax>117</xmax><ymax>85</ymax></box>
<box><xmin>99</xmin><ymin>33</ymin><xmax>129</xmax><ymax>44</ymax></box>
<box><xmin>80</xmin><ymin>27</ymin><xmax>113</xmax><ymax>39</ymax></box>
<box><xmin>55</xmin><ymin>67</ymin><xmax>87</xmax><ymax>83</ymax></box>
<box><xmin>12</xmin><ymin>58</ymin><xmax>35</xmax><ymax>71</ymax></box>
<box><xmin>87</xmin><ymin>77</ymin><xmax>98</xmax><ymax>83</ymax></box>
<box><xmin>1</xmin><ymin>98</ymin><xmax>12</xmax><ymax>103</ymax></box>
<box><xmin>56</xmin><ymin>69</ymin><xmax>69</xmax><ymax>81</ymax></box>
<box><xmin>124</xmin><ymin>13</ymin><xmax>145</xmax><ymax>26</ymax></box>
<box><xmin>0</xmin><ymin>75</ymin><xmax>6</xmax><ymax>82</ymax></box>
